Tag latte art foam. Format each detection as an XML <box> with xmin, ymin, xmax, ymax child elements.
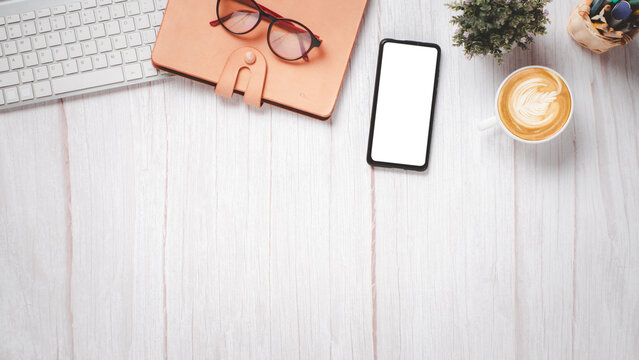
<box><xmin>512</xmin><ymin>78</ymin><xmax>560</xmax><ymax>126</ymax></box>
<box><xmin>498</xmin><ymin>68</ymin><xmax>572</xmax><ymax>141</ymax></box>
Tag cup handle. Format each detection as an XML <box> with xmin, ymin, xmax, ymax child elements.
<box><xmin>478</xmin><ymin>116</ymin><xmax>499</xmax><ymax>131</ymax></box>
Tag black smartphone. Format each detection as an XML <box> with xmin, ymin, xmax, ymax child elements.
<box><xmin>366</xmin><ymin>39</ymin><xmax>441</xmax><ymax>172</ymax></box>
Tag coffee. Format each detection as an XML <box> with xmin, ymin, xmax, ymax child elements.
<box><xmin>497</xmin><ymin>67</ymin><xmax>572</xmax><ymax>141</ymax></box>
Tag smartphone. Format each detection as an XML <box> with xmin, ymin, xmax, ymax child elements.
<box><xmin>366</xmin><ymin>39</ymin><xmax>441</xmax><ymax>172</ymax></box>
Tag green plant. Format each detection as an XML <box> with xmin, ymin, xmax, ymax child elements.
<box><xmin>447</xmin><ymin>0</ymin><xmax>551</xmax><ymax>63</ymax></box>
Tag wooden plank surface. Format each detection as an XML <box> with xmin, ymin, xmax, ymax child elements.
<box><xmin>1</xmin><ymin>0</ymin><xmax>639</xmax><ymax>359</ymax></box>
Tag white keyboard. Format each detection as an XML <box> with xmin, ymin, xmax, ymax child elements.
<box><xmin>0</xmin><ymin>0</ymin><xmax>170</xmax><ymax>111</ymax></box>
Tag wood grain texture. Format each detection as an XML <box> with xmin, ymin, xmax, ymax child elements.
<box><xmin>1</xmin><ymin>0</ymin><xmax>638</xmax><ymax>359</ymax></box>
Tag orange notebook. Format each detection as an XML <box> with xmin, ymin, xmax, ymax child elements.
<box><xmin>152</xmin><ymin>0</ymin><xmax>369</xmax><ymax>120</ymax></box>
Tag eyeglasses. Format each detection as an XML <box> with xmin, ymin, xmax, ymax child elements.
<box><xmin>210</xmin><ymin>0</ymin><xmax>322</xmax><ymax>62</ymax></box>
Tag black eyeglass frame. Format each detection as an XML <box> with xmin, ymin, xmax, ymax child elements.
<box><xmin>214</xmin><ymin>0</ymin><xmax>322</xmax><ymax>62</ymax></box>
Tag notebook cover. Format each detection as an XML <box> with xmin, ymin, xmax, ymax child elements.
<box><xmin>152</xmin><ymin>0</ymin><xmax>369</xmax><ymax>120</ymax></box>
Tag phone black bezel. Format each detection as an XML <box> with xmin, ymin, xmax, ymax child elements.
<box><xmin>366</xmin><ymin>39</ymin><xmax>441</xmax><ymax>172</ymax></box>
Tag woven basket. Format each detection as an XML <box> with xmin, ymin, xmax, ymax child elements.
<box><xmin>567</xmin><ymin>1</ymin><xmax>638</xmax><ymax>53</ymax></box>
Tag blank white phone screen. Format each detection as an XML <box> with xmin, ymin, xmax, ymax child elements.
<box><xmin>370</xmin><ymin>42</ymin><xmax>438</xmax><ymax>167</ymax></box>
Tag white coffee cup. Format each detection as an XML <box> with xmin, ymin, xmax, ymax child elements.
<box><xmin>479</xmin><ymin>66</ymin><xmax>573</xmax><ymax>144</ymax></box>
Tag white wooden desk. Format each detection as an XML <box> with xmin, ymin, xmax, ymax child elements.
<box><xmin>1</xmin><ymin>0</ymin><xmax>638</xmax><ymax>358</ymax></box>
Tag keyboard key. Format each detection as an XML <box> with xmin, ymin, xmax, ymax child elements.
<box><xmin>0</xmin><ymin>58</ymin><xmax>8</xmax><ymax>72</ymax></box>
<box><xmin>81</xmin><ymin>40</ymin><xmax>97</xmax><ymax>55</ymax></box>
<box><xmin>33</xmin><ymin>81</ymin><xmax>53</xmax><ymax>98</ymax></box>
<box><xmin>82</xmin><ymin>0</ymin><xmax>97</xmax><ymax>8</ymax></box>
<box><xmin>110</xmin><ymin>4</ymin><xmax>125</xmax><ymax>19</ymax></box>
<box><xmin>0</xmin><ymin>17</ymin><xmax>4</xmax><ymax>26</ymax></box>
<box><xmin>105</xmin><ymin>20</ymin><xmax>120</xmax><ymax>35</ymax></box>
<box><xmin>46</xmin><ymin>32</ymin><xmax>62</xmax><ymax>46</ymax></box>
<box><xmin>5</xmin><ymin>87</ymin><xmax>19</xmax><ymax>103</ymax></box>
<box><xmin>66</xmin><ymin>13</ymin><xmax>81</xmax><ymax>27</ymax></box>
<box><xmin>112</xmin><ymin>34</ymin><xmax>126</xmax><ymax>49</ymax></box>
<box><xmin>134</xmin><ymin>14</ymin><xmax>150</xmax><ymax>29</ymax></box>
<box><xmin>81</xmin><ymin>10</ymin><xmax>96</xmax><ymax>24</ymax></box>
<box><xmin>90</xmin><ymin>23</ymin><xmax>106</xmax><ymax>37</ymax></box>
<box><xmin>96</xmin><ymin>38</ymin><xmax>112</xmax><ymax>52</ymax></box>
<box><xmin>123</xmin><ymin>63</ymin><xmax>142</xmax><ymax>80</ymax></box>
<box><xmin>3</xmin><ymin>41</ymin><xmax>18</xmax><ymax>55</ymax></box>
<box><xmin>23</xmin><ymin>52</ymin><xmax>38</xmax><ymax>67</ymax></box>
<box><xmin>6</xmin><ymin>15</ymin><xmax>21</xmax><ymax>24</ymax></box>
<box><xmin>19</xmin><ymin>68</ymin><xmax>34</xmax><ymax>83</ymax></box>
<box><xmin>141</xmin><ymin>29</ymin><xmax>156</xmax><ymax>44</ymax></box>
<box><xmin>36</xmin><ymin>8</ymin><xmax>51</xmax><ymax>18</ymax></box>
<box><xmin>136</xmin><ymin>45</ymin><xmax>151</xmax><ymax>60</ymax></box>
<box><xmin>0</xmin><ymin>91</ymin><xmax>4</xmax><ymax>105</ymax></box>
<box><xmin>52</xmin><ymin>67</ymin><xmax>124</xmax><ymax>94</ymax></box>
<box><xmin>51</xmin><ymin>16</ymin><xmax>66</xmax><ymax>30</ymax></box>
<box><xmin>7</xmin><ymin>24</ymin><xmax>21</xmax><ymax>39</ymax></box>
<box><xmin>122</xmin><ymin>48</ymin><xmax>136</xmax><ymax>63</ymax></box>
<box><xmin>126</xmin><ymin>2</ymin><xmax>140</xmax><ymax>16</ymax></box>
<box><xmin>0</xmin><ymin>27</ymin><xmax>6</xmax><ymax>41</ymax></box>
<box><xmin>68</xmin><ymin>43</ymin><xmax>82</xmax><ymax>57</ymax></box>
<box><xmin>0</xmin><ymin>72</ymin><xmax>19</xmax><ymax>88</ymax></box>
<box><xmin>21</xmin><ymin>21</ymin><xmax>37</xmax><ymax>36</ymax></box>
<box><xmin>95</xmin><ymin>7</ymin><xmax>111</xmax><ymax>22</ymax></box>
<box><xmin>98</xmin><ymin>0</ymin><xmax>112</xmax><ymax>5</ymax></box>
<box><xmin>77</xmin><ymin>57</ymin><xmax>92</xmax><ymax>71</ymax></box>
<box><xmin>49</xmin><ymin>63</ymin><xmax>64</xmax><ymax>77</ymax></box>
<box><xmin>36</xmin><ymin>9</ymin><xmax>51</xmax><ymax>18</ymax></box>
<box><xmin>140</xmin><ymin>0</ymin><xmax>155</xmax><ymax>13</ymax></box>
<box><xmin>149</xmin><ymin>12</ymin><xmax>163</xmax><ymax>27</ymax></box>
<box><xmin>52</xmin><ymin>6</ymin><xmax>66</xmax><ymax>15</ymax></box>
<box><xmin>17</xmin><ymin>39</ymin><xmax>32</xmax><ymax>53</ymax></box>
<box><xmin>32</xmin><ymin>35</ymin><xmax>47</xmax><ymax>49</ymax></box>
<box><xmin>141</xmin><ymin>60</ymin><xmax>157</xmax><ymax>77</ymax></box>
<box><xmin>107</xmin><ymin>51</ymin><xmax>122</xmax><ymax>65</ymax></box>
<box><xmin>62</xmin><ymin>60</ymin><xmax>78</xmax><ymax>74</ymax></box>
<box><xmin>61</xmin><ymin>29</ymin><xmax>76</xmax><ymax>43</ymax></box>
<box><xmin>92</xmin><ymin>54</ymin><xmax>107</xmax><ymax>69</ymax></box>
<box><xmin>120</xmin><ymin>18</ymin><xmax>134</xmax><ymax>32</ymax></box>
<box><xmin>19</xmin><ymin>84</ymin><xmax>34</xmax><ymax>100</ymax></box>
<box><xmin>156</xmin><ymin>0</ymin><xmax>167</xmax><ymax>10</ymax></box>
<box><xmin>9</xmin><ymin>55</ymin><xmax>24</xmax><ymax>69</ymax></box>
<box><xmin>52</xmin><ymin>46</ymin><xmax>68</xmax><ymax>61</ymax></box>
<box><xmin>34</xmin><ymin>66</ymin><xmax>49</xmax><ymax>80</ymax></box>
<box><xmin>68</xmin><ymin>2</ymin><xmax>82</xmax><ymax>12</ymax></box>
<box><xmin>37</xmin><ymin>49</ymin><xmax>54</xmax><ymax>63</ymax></box>
<box><xmin>126</xmin><ymin>32</ymin><xmax>142</xmax><ymax>46</ymax></box>
<box><xmin>22</xmin><ymin>11</ymin><xmax>36</xmax><ymax>21</ymax></box>
<box><xmin>76</xmin><ymin>26</ymin><xmax>91</xmax><ymax>40</ymax></box>
<box><xmin>36</xmin><ymin>19</ymin><xmax>52</xmax><ymax>33</ymax></box>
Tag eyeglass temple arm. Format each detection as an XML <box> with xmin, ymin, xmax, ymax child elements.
<box><xmin>210</xmin><ymin>13</ymin><xmax>233</xmax><ymax>27</ymax></box>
